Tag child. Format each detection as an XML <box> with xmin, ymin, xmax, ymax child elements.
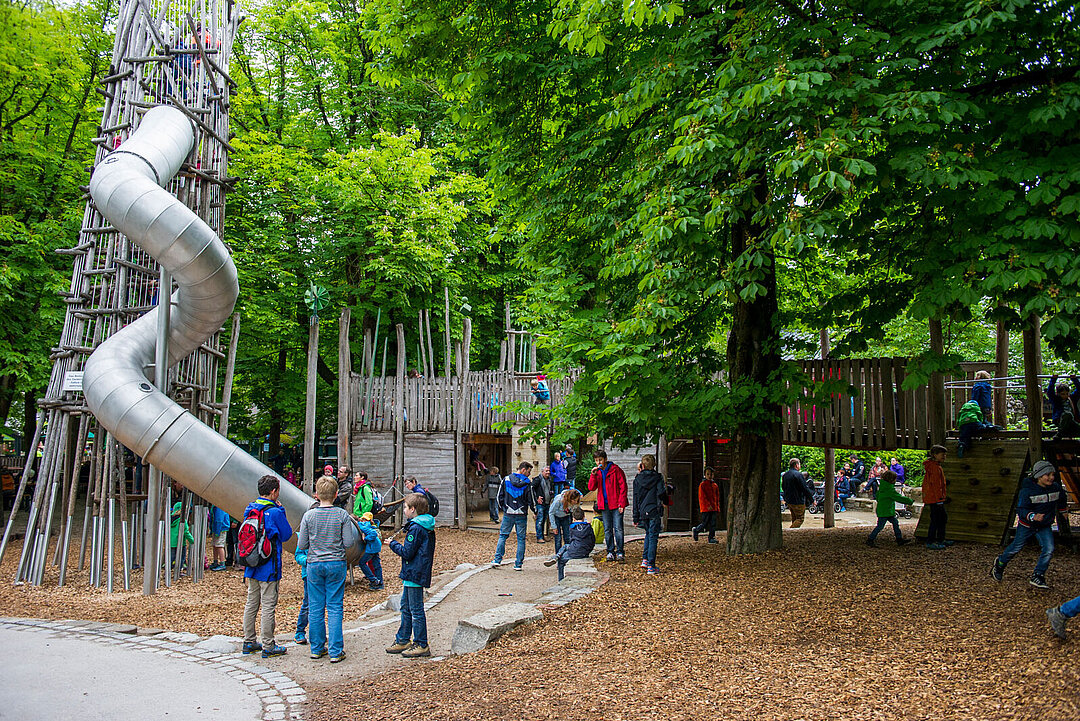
<box><xmin>865</xmin><ymin>470</ymin><xmax>913</xmax><ymax>547</ymax></box>
<box><xmin>296</xmin><ymin>476</ymin><xmax>359</xmax><ymax>663</ymax></box>
<box><xmin>357</xmin><ymin>512</ymin><xmax>384</xmax><ymax>590</ymax></box>
<box><xmin>486</xmin><ymin>467</ymin><xmax>501</xmax><ymax>523</ymax></box>
<box><xmin>170</xmin><ymin>499</ymin><xmax>194</xmax><ymax>573</ymax></box>
<box><xmin>693</xmin><ymin>467</ymin><xmax>721</xmax><ymax>541</ymax></box>
<box><xmin>543</xmin><ymin>506</ymin><xmax>595</xmax><ymax>580</ymax></box>
<box><xmin>957</xmin><ymin>373</ymin><xmax>1000</xmax><ymax>457</ymax></box>
<box><xmin>632</xmin><ymin>454</ymin><xmax>666</xmax><ymax>574</ymax></box>
<box><xmin>294</xmin><ymin>545</ymin><xmax>309</xmax><ymax>645</ymax></box>
<box><xmin>530</xmin><ymin>377</ymin><xmax>550</xmax><ymax>403</ymax></box>
<box><xmin>242</xmin><ymin>475</ymin><xmax>294</xmax><ymax>658</ymax></box>
<box><xmin>590</xmin><ymin>503</ymin><xmax>605</xmax><ymax>547</ymax></box>
<box><xmin>922</xmin><ymin>445</ymin><xmax>949</xmax><ymax>550</ymax></box>
<box><xmin>992</xmin><ymin>461</ymin><xmax>1067</xmax><ymax>589</ymax></box>
<box><xmin>386</xmin><ymin>492</ymin><xmax>436</xmax><ymax>658</ymax></box>
<box><xmin>1047</xmin><ymin>593</ymin><xmax>1080</xmax><ymax>640</ymax></box>
<box><xmin>208</xmin><ymin>506</ymin><xmax>230</xmax><ymax>571</ymax></box>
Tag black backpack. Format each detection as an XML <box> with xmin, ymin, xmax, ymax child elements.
<box><xmin>423</xmin><ymin>489</ymin><xmax>440</xmax><ymax>517</ymax></box>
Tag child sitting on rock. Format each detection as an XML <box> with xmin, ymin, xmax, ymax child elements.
<box><xmin>544</xmin><ymin>506</ymin><xmax>595</xmax><ymax>580</ymax></box>
<box><xmin>357</xmin><ymin>512</ymin><xmax>384</xmax><ymax>591</ymax></box>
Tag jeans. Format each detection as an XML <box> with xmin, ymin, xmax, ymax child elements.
<box><xmin>535</xmin><ymin>503</ymin><xmax>550</xmax><ymax>540</ymax></box>
<box><xmin>959</xmin><ymin>421</ymin><xmax>996</xmax><ymax>451</ymax></box>
<box><xmin>243</xmin><ymin>579</ymin><xmax>279</xmax><ymax>647</ymax></box>
<box><xmin>997</xmin><ymin>524</ymin><xmax>1055</xmax><ymax>575</ymax></box>
<box><xmin>494</xmin><ymin>513</ymin><xmax>527</xmax><ymax>567</ymax></box>
<box><xmin>488</xmin><ymin>498</ymin><xmax>499</xmax><ymax>522</ymax></box>
<box><xmin>601</xmin><ymin>508</ymin><xmax>624</xmax><ymax>555</ymax></box>
<box><xmin>553</xmin><ymin>515</ymin><xmax>571</xmax><ymax>553</ymax></box>
<box><xmin>694</xmin><ymin>511</ymin><xmax>717</xmax><ymax>539</ymax></box>
<box><xmin>358</xmin><ymin>552</ymin><xmax>383</xmax><ymax>586</ymax></box>
<box><xmin>837</xmin><ymin>493</ymin><xmax>850</xmax><ymax>510</ymax></box>
<box><xmin>927</xmin><ymin>503</ymin><xmax>947</xmax><ymax>543</ymax></box>
<box><xmin>868</xmin><ymin>515</ymin><xmax>902</xmax><ymax>541</ymax></box>
<box><xmin>642</xmin><ymin>516</ymin><xmax>661</xmax><ymax>566</ymax></box>
<box><xmin>395</xmin><ymin>586</ymin><xmax>427</xmax><ymax>647</ymax></box>
<box><xmin>307</xmin><ymin>560</ymin><xmax>347</xmax><ymax>658</ymax></box>
<box><xmin>296</xmin><ymin>577</ymin><xmax>309</xmax><ymax>637</ymax></box>
<box><xmin>1061</xmin><ymin>594</ymin><xmax>1080</xmax><ymax>618</ymax></box>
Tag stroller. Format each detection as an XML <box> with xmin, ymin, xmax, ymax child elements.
<box><xmin>807</xmin><ymin>483</ymin><xmax>842</xmax><ymax>515</ymax></box>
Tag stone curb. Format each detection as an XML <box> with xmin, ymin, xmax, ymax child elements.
<box><xmin>0</xmin><ymin>617</ymin><xmax>307</xmax><ymax>721</ymax></box>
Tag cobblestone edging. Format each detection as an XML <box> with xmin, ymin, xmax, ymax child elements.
<box><xmin>0</xmin><ymin>617</ymin><xmax>307</xmax><ymax>721</ymax></box>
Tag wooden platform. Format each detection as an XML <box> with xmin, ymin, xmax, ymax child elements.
<box><xmin>914</xmin><ymin>439</ymin><xmax>1030</xmax><ymax>545</ymax></box>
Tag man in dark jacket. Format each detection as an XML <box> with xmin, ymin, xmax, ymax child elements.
<box><xmin>781</xmin><ymin>458</ymin><xmax>812</xmax><ymax>528</ymax></box>
<box><xmin>492</xmin><ymin>462</ymin><xmax>535</xmax><ymax>570</ymax></box>
<box><xmin>333</xmin><ymin>465</ymin><xmax>352</xmax><ymax>509</ymax></box>
<box><xmin>544</xmin><ymin>506</ymin><xmax>595</xmax><ymax>580</ymax></box>
<box><xmin>532</xmin><ymin>466</ymin><xmax>555</xmax><ymax>542</ymax></box>
<box><xmin>632</xmin><ymin>454</ymin><xmax>666</xmax><ymax>573</ymax></box>
<box><xmin>992</xmin><ymin>461</ymin><xmax>1068</xmax><ymax>589</ymax></box>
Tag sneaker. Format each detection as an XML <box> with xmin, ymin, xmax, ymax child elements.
<box><xmin>261</xmin><ymin>644</ymin><xmax>288</xmax><ymax>658</ymax></box>
<box><xmin>386</xmin><ymin>641</ymin><xmax>412</xmax><ymax>654</ymax></box>
<box><xmin>544</xmin><ymin>557</ymin><xmax>558</xmax><ymax>567</ymax></box>
<box><xmin>896</xmin><ymin>538</ymin><xmax>911</xmax><ymax>546</ymax></box>
<box><xmin>707</xmin><ymin>538</ymin><xmax>719</xmax><ymax>544</ymax></box>
<box><xmin>646</xmin><ymin>565</ymin><xmax>659</xmax><ymax>575</ymax></box>
<box><xmin>692</xmin><ymin>527</ymin><xmax>699</xmax><ymax>541</ymax></box>
<box><xmin>208</xmin><ymin>563</ymin><xmax>226</xmax><ymax>571</ymax></box>
<box><xmin>926</xmin><ymin>542</ymin><xmax>946</xmax><ymax>550</ymax></box>
<box><xmin>310</xmin><ymin>649</ymin><xmax>327</xmax><ymax>659</ymax></box>
<box><xmin>512</xmin><ymin>565</ymin><xmax>523</xmax><ymax>571</ymax></box>
<box><xmin>640</xmin><ymin>559</ymin><xmax>649</xmax><ymax>568</ymax></box>
<box><xmin>605</xmin><ymin>553</ymin><xmax>615</xmax><ymax>562</ymax></box>
<box><xmin>942</xmin><ymin>540</ymin><xmax>955</xmax><ymax>546</ymax></box>
<box><xmin>1047</xmin><ymin>606</ymin><xmax>1069</xmax><ymax>640</ymax></box>
<box><xmin>1030</xmin><ymin>574</ymin><xmax>1050</xmax><ymax>590</ymax></box>
<box><xmin>330</xmin><ymin>653</ymin><xmax>347</xmax><ymax>663</ymax></box>
<box><xmin>368</xmin><ymin>582</ymin><xmax>384</xmax><ymax>591</ymax></box>
<box><xmin>294</xmin><ymin>634</ymin><xmax>308</xmax><ymax>645</ymax></box>
<box><xmin>616</xmin><ymin>553</ymin><xmax>625</xmax><ymax>562</ymax></box>
<box><xmin>866</xmin><ymin>538</ymin><xmax>877</xmax><ymax>548</ymax></box>
<box><xmin>402</xmin><ymin>644</ymin><xmax>431</xmax><ymax>658</ymax></box>
<box><xmin>490</xmin><ymin>561</ymin><xmax>502</xmax><ymax>567</ymax></box>
<box><xmin>241</xmin><ymin>641</ymin><xmax>262</xmax><ymax>655</ymax></box>
<box><xmin>991</xmin><ymin>560</ymin><xmax>1005</xmax><ymax>582</ymax></box>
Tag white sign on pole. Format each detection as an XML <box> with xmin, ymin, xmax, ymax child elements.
<box><xmin>62</xmin><ymin>371</ymin><xmax>84</xmax><ymax>392</ymax></box>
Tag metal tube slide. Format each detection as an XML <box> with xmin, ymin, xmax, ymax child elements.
<box><xmin>85</xmin><ymin>106</ymin><xmax>355</xmax><ymax>557</ymax></box>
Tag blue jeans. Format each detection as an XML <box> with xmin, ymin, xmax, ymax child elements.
<box><xmin>1062</xmin><ymin>594</ymin><xmax>1080</xmax><ymax>618</ymax></box>
<box><xmin>959</xmin><ymin>421</ymin><xmax>996</xmax><ymax>451</ymax></box>
<box><xmin>868</xmin><ymin>515</ymin><xmax>902</xmax><ymax>541</ymax></box>
<box><xmin>395</xmin><ymin>586</ymin><xmax>427</xmax><ymax>647</ymax></box>
<box><xmin>358</xmin><ymin>552</ymin><xmax>383</xmax><ymax>586</ymax></box>
<box><xmin>997</xmin><ymin>524</ymin><xmax>1054</xmax><ymax>575</ymax></box>
<box><xmin>694</xmin><ymin>511</ymin><xmax>717</xmax><ymax>539</ymax></box>
<box><xmin>642</xmin><ymin>516</ymin><xmax>661</xmax><ymax>566</ymax></box>
<box><xmin>838</xmin><ymin>493</ymin><xmax>850</xmax><ymax>510</ymax></box>
<box><xmin>535</xmin><ymin>503</ymin><xmax>550</xmax><ymax>540</ymax></box>
<box><xmin>307</xmin><ymin>560</ymin><xmax>347</xmax><ymax>657</ymax></box>
<box><xmin>494</xmin><ymin>513</ymin><xmax>527</xmax><ymax>567</ymax></box>
<box><xmin>553</xmin><ymin>515</ymin><xmax>571</xmax><ymax>553</ymax></box>
<box><xmin>488</xmin><ymin>498</ymin><xmax>499</xmax><ymax>522</ymax></box>
<box><xmin>601</xmin><ymin>508</ymin><xmax>624</xmax><ymax>555</ymax></box>
<box><xmin>295</xmin><ymin>577</ymin><xmax>309</xmax><ymax>637</ymax></box>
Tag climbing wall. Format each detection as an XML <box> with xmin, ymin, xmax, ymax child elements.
<box><xmin>915</xmin><ymin>439</ymin><xmax>1030</xmax><ymax>544</ymax></box>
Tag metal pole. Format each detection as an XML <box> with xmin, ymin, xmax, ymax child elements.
<box><xmin>143</xmin><ymin>267</ymin><xmax>171</xmax><ymax>595</ymax></box>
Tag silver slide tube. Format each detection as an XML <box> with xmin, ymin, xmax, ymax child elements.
<box><xmin>84</xmin><ymin>106</ymin><xmax>352</xmax><ymax>557</ymax></box>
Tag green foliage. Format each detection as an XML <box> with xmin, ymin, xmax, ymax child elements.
<box><xmin>782</xmin><ymin>446</ymin><xmax>928</xmax><ymax>487</ymax></box>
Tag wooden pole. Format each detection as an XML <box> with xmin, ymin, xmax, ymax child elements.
<box><xmin>425</xmin><ymin>309</ymin><xmax>436</xmax><ymax>380</ymax></box>
<box><xmin>821</xmin><ymin>328</ymin><xmax>835</xmax><ymax>529</ymax></box>
<box><xmin>338</xmin><ymin>308</ymin><xmax>352</xmax><ymax>470</ymax></box>
<box><xmin>417</xmin><ymin>311</ymin><xmax>427</xmax><ymax>378</ymax></box>
<box><xmin>218</xmin><ymin>313</ymin><xmax>241</xmax><ymax>435</ymax></box>
<box><xmin>928</xmin><ymin>318</ymin><xmax>947</xmax><ymax>445</ymax></box>
<box><xmin>443</xmin><ymin>287</ymin><xmax>452</xmax><ymax>379</ymax></box>
<box><xmin>303</xmin><ymin>314</ymin><xmax>319</xmax><ymax>494</ymax></box>
<box><xmin>657</xmin><ymin>435</ymin><xmax>668</xmax><ymax>532</ymax></box>
<box><xmin>1023</xmin><ymin>315</ymin><xmax>1043</xmax><ymax>460</ymax></box>
<box><xmin>995</xmin><ymin>316</ymin><xmax>1009</xmax><ymax>428</ymax></box>
<box><xmin>455</xmin><ymin>317</ymin><xmax>472</xmax><ymax>529</ymax></box>
<box><xmin>505</xmin><ymin>303</ymin><xmax>515</xmax><ymax>373</ymax></box>
<box><xmin>394</xmin><ymin>323</ymin><xmax>406</xmax><ymax>483</ymax></box>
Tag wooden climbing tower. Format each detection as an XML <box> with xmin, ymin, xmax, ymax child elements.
<box><xmin>0</xmin><ymin>0</ymin><xmax>240</xmax><ymax>591</ymax></box>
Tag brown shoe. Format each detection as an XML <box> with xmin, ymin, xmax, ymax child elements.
<box><xmin>385</xmin><ymin>641</ymin><xmax>411</xmax><ymax>654</ymax></box>
<box><xmin>402</xmin><ymin>644</ymin><xmax>431</xmax><ymax>658</ymax></box>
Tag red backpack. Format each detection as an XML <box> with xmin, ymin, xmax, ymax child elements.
<box><xmin>237</xmin><ymin>503</ymin><xmax>273</xmax><ymax>568</ymax></box>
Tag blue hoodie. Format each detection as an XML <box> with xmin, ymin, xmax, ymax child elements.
<box><xmin>389</xmin><ymin>514</ymin><xmax>436</xmax><ymax>588</ymax></box>
<box><xmin>209</xmin><ymin>506</ymin><xmax>231</xmax><ymax>536</ymax></box>
<box><xmin>563</xmin><ymin>520</ymin><xmax>595</xmax><ymax>559</ymax></box>
<box><xmin>498</xmin><ymin>473</ymin><xmax>535</xmax><ymax>515</ymax></box>
<box><xmin>971</xmin><ymin>380</ymin><xmax>993</xmax><ymax>421</ymax></box>
<box><xmin>242</xmin><ymin>498</ymin><xmax>293</xmax><ymax>582</ymax></box>
<box><xmin>357</xmin><ymin>519</ymin><xmax>382</xmax><ymax>555</ymax></box>
<box><xmin>550</xmin><ymin>461</ymin><xmax>567</xmax><ymax>489</ymax></box>
<box><xmin>1016</xmin><ymin>477</ymin><xmax>1068</xmax><ymax>529</ymax></box>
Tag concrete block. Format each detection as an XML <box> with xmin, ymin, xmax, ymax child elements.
<box><xmin>195</xmin><ymin>635</ymin><xmax>241</xmax><ymax>654</ymax></box>
<box><xmin>450</xmin><ymin>602</ymin><xmax>543</xmax><ymax>655</ymax></box>
<box><xmin>562</xmin><ymin>558</ymin><xmax>597</xmax><ymax>578</ymax></box>
<box><xmin>136</xmin><ymin>628</ymin><xmax>166</xmax><ymax>636</ymax></box>
<box><xmin>158</xmin><ymin>631</ymin><xmax>200</xmax><ymax>643</ymax></box>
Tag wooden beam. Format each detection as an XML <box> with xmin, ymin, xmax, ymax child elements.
<box><xmin>337</xmin><ymin>308</ymin><xmax>351</xmax><ymax>471</ymax></box>
<box><xmin>1023</xmin><ymin>315</ymin><xmax>1043</xmax><ymax>460</ymax></box>
<box><xmin>995</xmin><ymin>316</ymin><xmax>1009</xmax><ymax>427</ymax></box>
<box><xmin>455</xmin><ymin>318</ymin><xmax>472</xmax><ymax>529</ymax></box>
<box><xmin>821</xmin><ymin>329</ymin><xmax>835</xmax><ymax>529</ymax></box>
<box><xmin>394</xmin><ymin>324</ymin><xmax>406</xmax><ymax>528</ymax></box>
<box><xmin>444</xmin><ymin>287</ymin><xmax>452</xmax><ymax>379</ymax></box>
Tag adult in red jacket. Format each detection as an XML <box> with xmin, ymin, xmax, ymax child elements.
<box><xmin>693</xmin><ymin>467</ymin><xmax>721</xmax><ymax>543</ymax></box>
<box><xmin>588</xmin><ymin>449</ymin><xmax>628</xmax><ymax>561</ymax></box>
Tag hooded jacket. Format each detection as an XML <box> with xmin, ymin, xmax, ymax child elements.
<box><xmin>389</xmin><ymin>514</ymin><xmax>436</xmax><ymax>587</ymax></box>
<box><xmin>243</xmin><ymin>497</ymin><xmax>294</xmax><ymax>582</ymax></box>
<box><xmin>564</xmin><ymin>519</ymin><xmax>596</xmax><ymax>559</ymax></box>
<box><xmin>874</xmin><ymin>482</ymin><xmax>913</xmax><ymax>518</ymax></box>
<box><xmin>486</xmin><ymin>473</ymin><xmax>502</xmax><ymax>500</ymax></box>
<box><xmin>632</xmin><ymin>468</ymin><xmax>666</xmax><ymax>524</ymax></box>
<box><xmin>698</xmin><ymin>477</ymin><xmax>721</xmax><ymax>513</ymax></box>
<box><xmin>588</xmin><ymin>461</ymin><xmax>628</xmax><ymax>510</ymax></box>
<box><xmin>957</xmin><ymin>399</ymin><xmax>984</xmax><ymax>427</ymax></box>
<box><xmin>352</xmin><ymin>480</ymin><xmax>374</xmax><ymax>517</ymax></box>
<box><xmin>498</xmin><ymin>473</ymin><xmax>535</xmax><ymax>515</ymax></box>
<box><xmin>1016</xmin><ymin>477</ymin><xmax>1068</xmax><ymax>529</ymax></box>
<box><xmin>972</xmin><ymin>380</ymin><xmax>993</xmax><ymax>420</ymax></box>
<box><xmin>549</xmin><ymin>461</ymin><xmax>567</xmax><ymax>490</ymax></box>
<box><xmin>356</xmin><ymin>518</ymin><xmax>382</xmax><ymax>554</ymax></box>
<box><xmin>922</xmin><ymin>458</ymin><xmax>947</xmax><ymax>505</ymax></box>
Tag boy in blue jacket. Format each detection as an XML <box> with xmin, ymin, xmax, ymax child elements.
<box><xmin>544</xmin><ymin>506</ymin><xmax>595</xmax><ymax>581</ymax></box>
<box><xmin>242</xmin><ymin>475</ymin><xmax>294</xmax><ymax>658</ymax></box>
<box><xmin>357</xmin><ymin>512</ymin><xmax>384</xmax><ymax>591</ymax></box>
<box><xmin>386</xmin><ymin>493</ymin><xmax>436</xmax><ymax>658</ymax></box>
<box><xmin>992</xmin><ymin>461</ymin><xmax>1068</xmax><ymax>589</ymax></box>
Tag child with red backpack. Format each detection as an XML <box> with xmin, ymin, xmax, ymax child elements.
<box><xmin>239</xmin><ymin>475</ymin><xmax>294</xmax><ymax>658</ymax></box>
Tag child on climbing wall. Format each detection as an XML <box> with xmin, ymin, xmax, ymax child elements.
<box><xmin>922</xmin><ymin>445</ymin><xmax>950</xmax><ymax>550</ymax></box>
<box><xmin>865</xmin><ymin>470</ymin><xmax>913</xmax><ymax>547</ymax></box>
<box><xmin>386</xmin><ymin>492</ymin><xmax>436</xmax><ymax>658</ymax></box>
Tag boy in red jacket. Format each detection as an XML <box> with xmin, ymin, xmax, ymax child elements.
<box><xmin>588</xmin><ymin>449</ymin><xmax>628</xmax><ymax>561</ymax></box>
<box><xmin>693</xmin><ymin>467</ymin><xmax>721</xmax><ymax>543</ymax></box>
<box><xmin>922</xmin><ymin>445</ymin><xmax>951</xmax><ymax>550</ymax></box>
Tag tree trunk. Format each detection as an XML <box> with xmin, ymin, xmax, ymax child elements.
<box><xmin>725</xmin><ymin>175</ymin><xmax>782</xmax><ymax>556</ymax></box>
<box><xmin>0</xmin><ymin>374</ymin><xmax>14</xmax><ymax>427</ymax></box>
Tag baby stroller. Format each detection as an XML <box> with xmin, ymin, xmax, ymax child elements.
<box><xmin>893</xmin><ymin>483</ymin><xmax>913</xmax><ymax>518</ymax></box>
<box><xmin>807</xmin><ymin>484</ymin><xmax>842</xmax><ymax>515</ymax></box>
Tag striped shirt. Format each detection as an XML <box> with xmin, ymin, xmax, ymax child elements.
<box><xmin>296</xmin><ymin>506</ymin><xmax>359</xmax><ymax>564</ymax></box>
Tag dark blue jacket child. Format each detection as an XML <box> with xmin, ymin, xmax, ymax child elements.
<box><xmin>389</xmin><ymin>513</ymin><xmax>436</xmax><ymax>587</ymax></box>
<box><xmin>1016</xmin><ymin>476</ymin><xmax>1068</xmax><ymax>530</ymax></box>
<box><xmin>563</xmin><ymin>519</ymin><xmax>596</xmax><ymax>559</ymax></box>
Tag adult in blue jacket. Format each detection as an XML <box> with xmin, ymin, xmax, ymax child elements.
<box><xmin>387</xmin><ymin>493</ymin><xmax>436</xmax><ymax>658</ymax></box>
<box><xmin>992</xmin><ymin>461</ymin><xmax>1068</xmax><ymax>589</ymax></box>
<box><xmin>242</xmin><ymin>475</ymin><xmax>294</xmax><ymax>657</ymax></box>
